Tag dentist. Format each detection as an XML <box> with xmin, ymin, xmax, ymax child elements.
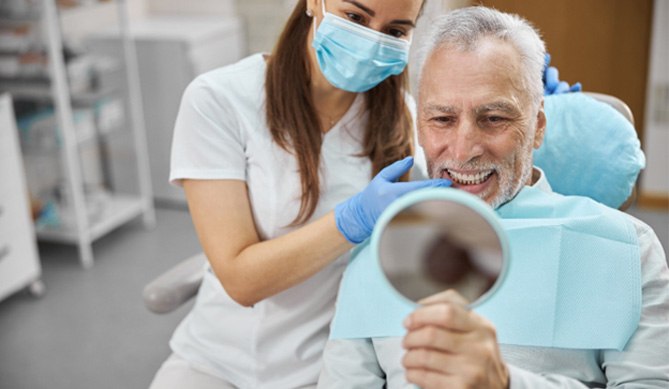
<box><xmin>149</xmin><ymin>1</ymin><xmax>449</xmax><ymax>388</ymax></box>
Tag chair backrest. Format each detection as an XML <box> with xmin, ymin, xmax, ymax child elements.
<box><xmin>534</xmin><ymin>92</ymin><xmax>645</xmax><ymax>210</ymax></box>
<box><xmin>584</xmin><ymin>92</ymin><xmax>635</xmax><ymax>126</ymax></box>
<box><xmin>583</xmin><ymin>92</ymin><xmax>638</xmax><ymax>210</ymax></box>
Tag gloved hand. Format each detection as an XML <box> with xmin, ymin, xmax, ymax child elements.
<box><xmin>335</xmin><ymin>156</ymin><xmax>452</xmax><ymax>244</ymax></box>
<box><xmin>543</xmin><ymin>53</ymin><xmax>582</xmax><ymax>95</ymax></box>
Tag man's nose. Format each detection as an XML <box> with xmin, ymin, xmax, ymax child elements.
<box><xmin>451</xmin><ymin>122</ymin><xmax>484</xmax><ymax>162</ymax></box>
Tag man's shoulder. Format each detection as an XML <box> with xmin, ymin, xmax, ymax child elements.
<box><xmin>620</xmin><ymin>212</ymin><xmax>656</xmax><ymax>240</ymax></box>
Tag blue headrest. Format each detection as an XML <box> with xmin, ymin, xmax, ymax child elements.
<box><xmin>534</xmin><ymin>93</ymin><xmax>645</xmax><ymax>209</ymax></box>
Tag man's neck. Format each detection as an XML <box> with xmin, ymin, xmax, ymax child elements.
<box><xmin>531</xmin><ymin>168</ymin><xmax>541</xmax><ymax>186</ymax></box>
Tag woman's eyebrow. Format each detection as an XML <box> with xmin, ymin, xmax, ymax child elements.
<box><xmin>343</xmin><ymin>0</ymin><xmax>375</xmax><ymax>16</ymax></box>
<box><xmin>391</xmin><ymin>19</ymin><xmax>416</xmax><ymax>27</ymax></box>
<box><xmin>343</xmin><ymin>0</ymin><xmax>417</xmax><ymax>27</ymax></box>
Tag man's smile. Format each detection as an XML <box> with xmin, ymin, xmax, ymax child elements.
<box><xmin>442</xmin><ymin>168</ymin><xmax>495</xmax><ymax>195</ymax></box>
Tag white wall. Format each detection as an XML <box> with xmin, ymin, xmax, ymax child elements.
<box><xmin>641</xmin><ymin>0</ymin><xmax>669</xmax><ymax>197</ymax></box>
<box><xmin>143</xmin><ymin>0</ymin><xmax>293</xmax><ymax>55</ymax></box>
<box><xmin>145</xmin><ymin>0</ymin><xmax>237</xmax><ymax>16</ymax></box>
<box><xmin>59</xmin><ymin>0</ymin><xmax>237</xmax><ymax>44</ymax></box>
<box><xmin>235</xmin><ymin>0</ymin><xmax>295</xmax><ymax>54</ymax></box>
<box><xmin>60</xmin><ymin>0</ymin><xmax>147</xmax><ymax>45</ymax></box>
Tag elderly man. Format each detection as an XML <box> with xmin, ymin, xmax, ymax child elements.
<box><xmin>318</xmin><ymin>6</ymin><xmax>669</xmax><ymax>389</ymax></box>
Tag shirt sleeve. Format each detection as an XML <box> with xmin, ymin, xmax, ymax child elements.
<box><xmin>508</xmin><ymin>221</ymin><xmax>669</xmax><ymax>388</ymax></box>
<box><xmin>600</xmin><ymin>222</ymin><xmax>669</xmax><ymax>385</ymax></box>
<box><xmin>169</xmin><ymin>75</ymin><xmax>247</xmax><ymax>187</ymax></box>
<box><xmin>317</xmin><ymin>339</ymin><xmax>386</xmax><ymax>389</ymax></box>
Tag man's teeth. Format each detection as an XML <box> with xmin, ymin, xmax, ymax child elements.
<box><xmin>447</xmin><ymin>169</ymin><xmax>493</xmax><ymax>185</ymax></box>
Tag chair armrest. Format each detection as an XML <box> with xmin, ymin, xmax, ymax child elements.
<box><xmin>143</xmin><ymin>252</ymin><xmax>207</xmax><ymax>314</ymax></box>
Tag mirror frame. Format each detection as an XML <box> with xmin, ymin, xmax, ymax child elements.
<box><xmin>372</xmin><ymin>187</ymin><xmax>511</xmax><ymax>308</ymax></box>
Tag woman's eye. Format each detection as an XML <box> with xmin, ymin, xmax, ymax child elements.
<box><xmin>346</xmin><ymin>12</ymin><xmax>364</xmax><ymax>24</ymax></box>
<box><xmin>387</xmin><ymin>28</ymin><xmax>406</xmax><ymax>38</ymax></box>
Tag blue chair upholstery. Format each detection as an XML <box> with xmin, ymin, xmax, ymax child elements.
<box><xmin>535</xmin><ymin>93</ymin><xmax>644</xmax><ymax>209</ymax></box>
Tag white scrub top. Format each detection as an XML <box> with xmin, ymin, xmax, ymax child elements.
<box><xmin>168</xmin><ymin>53</ymin><xmax>375</xmax><ymax>388</ymax></box>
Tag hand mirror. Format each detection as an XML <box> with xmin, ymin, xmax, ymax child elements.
<box><xmin>375</xmin><ymin>188</ymin><xmax>509</xmax><ymax>306</ymax></box>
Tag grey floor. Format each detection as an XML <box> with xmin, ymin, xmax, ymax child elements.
<box><xmin>0</xmin><ymin>205</ymin><xmax>667</xmax><ymax>389</ymax></box>
<box><xmin>0</xmin><ymin>207</ymin><xmax>200</xmax><ymax>389</ymax></box>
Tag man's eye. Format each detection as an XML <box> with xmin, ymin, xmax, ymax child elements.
<box><xmin>484</xmin><ymin>116</ymin><xmax>507</xmax><ymax>125</ymax></box>
<box><xmin>433</xmin><ymin>116</ymin><xmax>454</xmax><ymax>125</ymax></box>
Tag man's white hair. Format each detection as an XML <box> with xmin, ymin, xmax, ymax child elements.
<box><xmin>416</xmin><ymin>6</ymin><xmax>546</xmax><ymax>107</ymax></box>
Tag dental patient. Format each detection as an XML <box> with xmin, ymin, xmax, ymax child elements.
<box><xmin>318</xmin><ymin>7</ymin><xmax>669</xmax><ymax>389</ymax></box>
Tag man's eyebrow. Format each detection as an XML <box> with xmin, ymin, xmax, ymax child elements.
<box><xmin>474</xmin><ymin>101</ymin><xmax>520</xmax><ymax>115</ymax></box>
<box><xmin>422</xmin><ymin>103</ymin><xmax>459</xmax><ymax>114</ymax></box>
<box><xmin>342</xmin><ymin>0</ymin><xmax>417</xmax><ymax>27</ymax></box>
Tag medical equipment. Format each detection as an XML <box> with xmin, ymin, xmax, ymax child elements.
<box><xmin>87</xmin><ymin>16</ymin><xmax>246</xmax><ymax>205</ymax></box>
<box><xmin>142</xmin><ymin>92</ymin><xmax>641</xmax><ymax>315</ymax></box>
<box><xmin>0</xmin><ymin>94</ymin><xmax>44</xmax><ymax>301</ymax></box>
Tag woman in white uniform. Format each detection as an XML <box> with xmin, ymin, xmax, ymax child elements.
<box><xmin>148</xmin><ymin>0</ymin><xmax>449</xmax><ymax>387</ymax></box>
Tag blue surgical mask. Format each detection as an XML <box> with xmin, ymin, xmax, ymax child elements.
<box><xmin>311</xmin><ymin>0</ymin><xmax>411</xmax><ymax>93</ymax></box>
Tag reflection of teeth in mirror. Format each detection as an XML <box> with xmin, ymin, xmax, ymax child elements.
<box><xmin>447</xmin><ymin>169</ymin><xmax>493</xmax><ymax>185</ymax></box>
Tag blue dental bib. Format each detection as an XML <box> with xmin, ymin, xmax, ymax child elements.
<box><xmin>330</xmin><ymin>187</ymin><xmax>641</xmax><ymax>351</ymax></box>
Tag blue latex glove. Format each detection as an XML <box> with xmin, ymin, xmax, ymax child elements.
<box><xmin>543</xmin><ymin>53</ymin><xmax>582</xmax><ymax>95</ymax></box>
<box><xmin>335</xmin><ymin>156</ymin><xmax>452</xmax><ymax>244</ymax></box>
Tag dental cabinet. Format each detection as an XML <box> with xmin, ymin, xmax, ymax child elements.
<box><xmin>0</xmin><ymin>94</ymin><xmax>44</xmax><ymax>301</ymax></box>
<box><xmin>87</xmin><ymin>16</ymin><xmax>246</xmax><ymax>205</ymax></box>
<box><xmin>0</xmin><ymin>0</ymin><xmax>155</xmax><ymax>268</ymax></box>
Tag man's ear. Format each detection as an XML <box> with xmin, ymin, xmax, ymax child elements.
<box><xmin>533</xmin><ymin>100</ymin><xmax>546</xmax><ymax>149</ymax></box>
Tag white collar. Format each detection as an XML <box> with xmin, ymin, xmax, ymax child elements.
<box><xmin>531</xmin><ymin>166</ymin><xmax>553</xmax><ymax>193</ymax></box>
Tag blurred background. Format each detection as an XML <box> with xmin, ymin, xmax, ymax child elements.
<box><xmin>0</xmin><ymin>0</ymin><xmax>666</xmax><ymax>388</ymax></box>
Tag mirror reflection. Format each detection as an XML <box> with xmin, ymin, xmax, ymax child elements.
<box><xmin>379</xmin><ymin>199</ymin><xmax>505</xmax><ymax>304</ymax></box>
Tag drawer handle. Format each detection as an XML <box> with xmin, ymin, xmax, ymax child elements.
<box><xmin>0</xmin><ymin>245</ymin><xmax>9</xmax><ymax>261</ymax></box>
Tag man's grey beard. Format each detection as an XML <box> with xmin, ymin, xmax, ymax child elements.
<box><xmin>489</xmin><ymin>161</ymin><xmax>532</xmax><ymax>209</ymax></box>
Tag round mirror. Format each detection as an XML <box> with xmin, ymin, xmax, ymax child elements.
<box><xmin>377</xmin><ymin>189</ymin><xmax>508</xmax><ymax>306</ymax></box>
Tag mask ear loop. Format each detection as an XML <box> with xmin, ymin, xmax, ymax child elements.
<box><xmin>311</xmin><ymin>0</ymin><xmax>326</xmax><ymax>36</ymax></box>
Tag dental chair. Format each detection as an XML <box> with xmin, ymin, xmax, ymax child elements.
<box><xmin>143</xmin><ymin>92</ymin><xmax>643</xmax><ymax>315</ymax></box>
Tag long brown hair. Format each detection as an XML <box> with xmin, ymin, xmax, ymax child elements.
<box><xmin>265</xmin><ymin>0</ymin><xmax>414</xmax><ymax>225</ymax></box>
